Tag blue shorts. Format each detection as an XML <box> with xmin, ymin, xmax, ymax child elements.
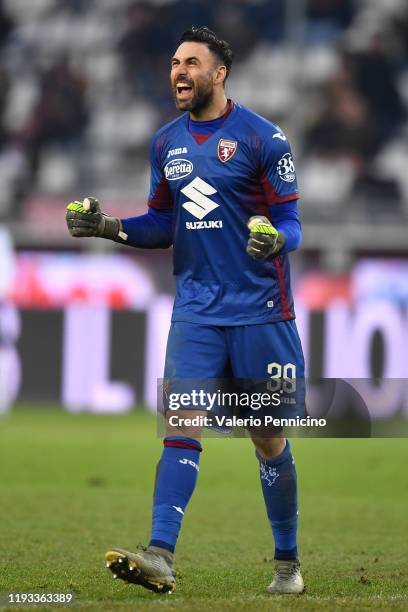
<box><xmin>162</xmin><ymin>321</ymin><xmax>305</xmax><ymax>430</ymax></box>
<box><xmin>164</xmin><ymin>320</ymin><xmax>304</xmax><ymax>379</ymax></box>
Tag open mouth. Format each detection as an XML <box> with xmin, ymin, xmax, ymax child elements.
<box><xmin>176</xmin><ymin>83</ymin><xmax>193</xmax><ymax>100</ymax></box>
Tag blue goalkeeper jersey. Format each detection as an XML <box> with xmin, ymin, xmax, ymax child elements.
<box><xmin>148</xmin><ymin>101</ymin><xmax>300</xmax><ymax>325</ymax></box>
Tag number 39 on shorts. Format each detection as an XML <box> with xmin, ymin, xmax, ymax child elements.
<box><xmin>267</xmin><ymin>362</ymin><xmax>297</xmax><ymax>393</ymax></box>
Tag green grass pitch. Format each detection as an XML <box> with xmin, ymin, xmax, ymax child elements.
<box><xmin>0</xmin><ymin>408</ymin><xmax>407</xmax><ymax>611</ymax></box>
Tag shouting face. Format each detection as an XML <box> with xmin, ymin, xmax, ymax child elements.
<box><xmin>171</xmin><ymin>41</ymin><xmax>223</xmax><ymax>114</ymax></box>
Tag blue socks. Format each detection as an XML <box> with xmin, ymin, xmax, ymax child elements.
<box><xmin>149</xmin><ymin>436</ymin><xmax>202</xmax><ymax>553</ymax></box>
<box><xmin>257</xmin><ymin>440</ymin><xmax>298</xmax><ymax>560</ymax></box>
<box><xmin>149</xmin><ymin>435</ymin><xmax>297</xmax><ymax>559</ymax></box>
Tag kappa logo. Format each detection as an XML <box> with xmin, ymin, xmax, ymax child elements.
<box><xmin>218</xmin><ymin>138</ymin><xmax>238</xmax><ymax>163</ymax></box>
<box><xmin>181</xmin><ymin>177</ymin><xmax>220</xmax><ymax>221</ymax></box>
<box><xmin>164</xmin><ymin>158</ymin><xmax>193</xmax><ymax>181</ymax></box>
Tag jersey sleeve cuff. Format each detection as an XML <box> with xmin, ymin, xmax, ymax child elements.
<box><xmin>269</xmin><ymin>193</ymin><xmax>299</xmax><ymax>205</ymax></box>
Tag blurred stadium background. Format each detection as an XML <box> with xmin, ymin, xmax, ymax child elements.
<box><xmin>0</xmin><ymin>2</ymin><xmax>407</xmax><ymax>608</ymax></box>
<box><xmin>1</xmin><ymin>0</ymin><xmax>408</xmax><ymax>413</ymax></box>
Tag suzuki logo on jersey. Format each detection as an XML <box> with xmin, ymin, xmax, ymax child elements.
<box><xmin>181</xmin><ymin>177</ymin><xmax>222</xmax><ymax>227</ymax></box>
<box><xmin>186</xmin><ymin>220</ymin><xmax>223</xmax><ymax>229</ymax></box>
<box><xmin>164</xmin><ymin>158</ymin><xmax>193</xmax><ymax>181</ymax></box>
<box><xmin>218</xmin><ymin>138</ymin><xmax>238</xmax><ymax>163</ymax></box>
<box><xmin>167</xmin><ymin>147</ymin><xmax>188</xmax><ymax>158</ymax></box>
<box><xmin>277</xmin><ymin>153</ymin><xmax>296</xmax><ymax>182</ymax></box>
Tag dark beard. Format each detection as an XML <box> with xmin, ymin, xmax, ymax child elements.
<box><xmin>174</xmin><ymin>76</ymin><xmax>214</xmax><ymax>115</ymax></box>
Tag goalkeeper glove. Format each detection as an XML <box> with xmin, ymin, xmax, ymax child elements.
<box><xmin>65</xmin><ymin>197</ymin><xmax>128</xmax><ymax>241</ymax></box>
<box><xmin>246</xmin><ymin>215</ymin><xmax>285</xmax><ymax>260</ymax></box>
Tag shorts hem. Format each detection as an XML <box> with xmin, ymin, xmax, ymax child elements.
<box><xmin>170</xmin><ymin>313</ymin><xmax>296</xmax><ymax>326</ymax></box>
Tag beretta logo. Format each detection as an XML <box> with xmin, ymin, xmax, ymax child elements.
<box><xmin>164</xmin><ymin>158</ymin><xmax>193</xmax><ymax>181</ymax></box>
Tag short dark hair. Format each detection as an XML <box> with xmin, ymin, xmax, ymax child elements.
<box><xmin>176</xmin><ymin>26</ymin><xmax>233</xmax><ymax>80</ymax></box>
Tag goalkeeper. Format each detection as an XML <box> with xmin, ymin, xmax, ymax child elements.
<box><xmin>66</xmin><ymin>26</ymin><xmax>304</xmax><ymax>597</ymax></box>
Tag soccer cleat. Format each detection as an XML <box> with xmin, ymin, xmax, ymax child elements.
<box><xmin>105</xmin><ymin>547</ymin><xmax>176</xmax><ymax>594</ymax></box>
<box><xmin>267</xmin><ymin>559</ymin><xmax>304</xmax><ymax>594</ymax></box>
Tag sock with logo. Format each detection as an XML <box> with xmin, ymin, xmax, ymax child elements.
<box><xmin>257</xmin><ymin>439</ymin><xmax>298</xmax><ymax>560</ymax></box>
<box><xmin>149</xmin><ymin>436</ymin><xmax>202</xmax><ymax>553</ymax></box>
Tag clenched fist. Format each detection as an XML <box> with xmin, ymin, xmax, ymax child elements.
<box><xmin>66</xmin><ymin>197</ymin><xmax>127</xmax><ymax>241</ymax></box>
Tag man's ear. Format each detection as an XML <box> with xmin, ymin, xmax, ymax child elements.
<box><xmin>214</xmin><ymin>65</ymin><xmax>227</xmax><ymax>86</ymax></box>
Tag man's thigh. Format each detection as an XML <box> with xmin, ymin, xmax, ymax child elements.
<box><xmin>226</xmin><ymin>320</ymin><xmax>305</xmax><ymax>433</ymax></box>
<box><xmin>226</xmin><ymin>320</ymin><xmax>305</xmax><ymax>379</ymax></box>
<box><xmin>164</xmin><ymin>322</ymin><xmax>229</xmax><ymax>379</ymax></box>
<box><xmin>163</xmin><ymin>323</ymin><xmax>229</xmax><ymax>437</ymax></box>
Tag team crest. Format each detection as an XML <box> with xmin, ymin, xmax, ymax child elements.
<box><xmin>217</xmin><ymin>139</ymin><xmax>238</xmax><ymax>163</ymax></box>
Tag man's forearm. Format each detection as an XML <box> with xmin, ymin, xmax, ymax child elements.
<box><xmin>120</xmin><ymin>208</ymin><xmax>173</xmax><ymax>249</ymax></box>
<box><xmin>273</xmin><ymin>218</ymin><xmax>301</xmax><ymax>254</ymax></box>
<box><xmin>270</xmin><ymin>201</ymin><xmax>302</xmax><ymax>254</ymax></box>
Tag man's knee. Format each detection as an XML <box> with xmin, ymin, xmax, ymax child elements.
<box><xmin>165</xmin><ymin>409</ymin><xmax>205</xmax><ymax>440</ymax></box>
<box><xmin>251</xmin><ymin>436</ymin><xmax>285</xmax><ymax>460</ymax></box>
